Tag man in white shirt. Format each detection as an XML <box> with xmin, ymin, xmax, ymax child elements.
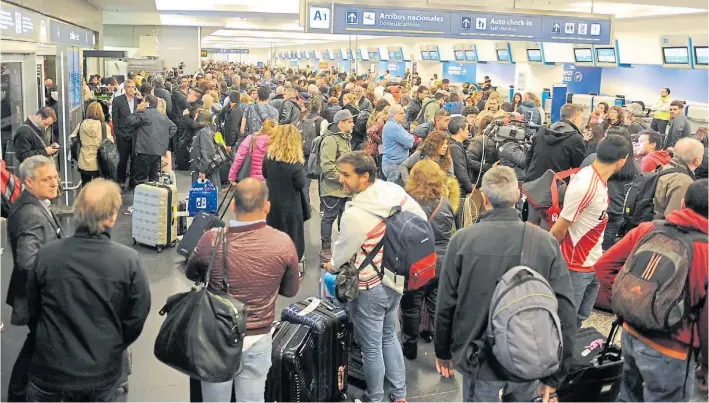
<box><xmin>550</xmin><ymin>134</ymin><xmax>630</xmax><ymax>328</ymax></box>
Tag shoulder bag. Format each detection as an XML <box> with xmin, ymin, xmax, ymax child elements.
<box><xmin>154</xmin><ymin>229</ymin><xmax>247</xmax><ymax>382</ymax></box>
<box><xmin>236</xmin><ymin>134</ymin><xmax>258</xmax><ymax>182</ymax></box>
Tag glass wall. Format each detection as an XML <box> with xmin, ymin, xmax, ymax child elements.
<box><xmin>1</xmin><ymin>62</ymin><xmax>24</xmax><ymax>159</ymax></box>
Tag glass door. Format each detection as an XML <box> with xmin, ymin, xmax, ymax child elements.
<box><xmin>1</xmin><ymin>61</ymin><xmax>24</xmax><ymax>160</ymax></box>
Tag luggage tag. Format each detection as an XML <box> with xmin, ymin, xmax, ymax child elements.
<box><xmin>296</xmin><ymin>297</ymin><xmax>322</xmax><ymax>316</ymax></box>
<box><xmin>582</xmin><ymin>338</ymin><xmax>606</xmax><ymax>356</ymax></box>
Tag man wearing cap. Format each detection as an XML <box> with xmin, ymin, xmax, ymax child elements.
<box><xmin>318</xmin><ymin>109</ymin><xmax>354</xmax><ymax>265</ymax></box>
<box><xmin>625</xmin><ymin>103</ymin><xmax>650</xmax><ymax>136</ymax></box>
<box><xmin>278</xmin><ymin>88</ymin><xmax>301</xmax><ymax>125</ymax></box>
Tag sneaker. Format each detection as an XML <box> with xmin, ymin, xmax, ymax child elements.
<box><xmin>319</xmin><ymin>248</ymin><xmax>332</xmax><ymax>263</ymax></box>
<box><xmin>420</xmin><ymin>330</ymin><xmax>434</xmax><ymax>343</ymax></box>
<box><xmin>390</xmin><ymin>393</ymin><xmax>407</xmax><ymax>403</ymax></box>
<box><xmin>123</xmin><ymin>206</ymin><xmax>134</xmax><ymax>215</ymax></box>
<box><xmin>402</xmin><ymin>343</ymin><xmax>417</xmax><ymax>360</ymax></box>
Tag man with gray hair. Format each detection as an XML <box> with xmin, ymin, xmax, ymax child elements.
<box><xmin>6</xmin><ymin>155</ymin><xmax>63</xmax><ymax>401</ymax></box>
<box><xmin>381</xmin><ymin>104</ymin><xmax>414</xmax><ymax>183</ymax></box>
<box><xmin>654</xmin><ymin>137</ymin><xmax>704</xmax><ymax>219</ymax></box>
<box><xmin>269</xmin><ymin>85</ymin><xmax>285</xmax><ymax>111</ymax></box>
<box><xmin>25</xmin><ymin>178</ymin><xmax>150</xmax><ymax>402</ymax></box>
<box><xmin>152</xmin><ymin>75</ymin><xmax>174</xmax><ymax>120</ymax></box>
<box><xmin>435</xmin><ymin>165</ymin><xmax>576</xmax><ymax>402</ymax></box>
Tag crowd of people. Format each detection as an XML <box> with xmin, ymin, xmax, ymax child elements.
<box><xmin>4</xmin><ymin>60</ymin><xmax>708</xmax><ymax>403</ymax></box>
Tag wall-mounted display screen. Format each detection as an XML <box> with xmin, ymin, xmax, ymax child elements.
<box><xmin>695</xmin><ymin>46</ymin><xmax>708</xmax><ymax>65</ymax></box>
<box><xmin>574</xmin><ymin>48</ymin><xmax>593</xmax><ymax>63</ymax></box>
<box><xmin>595</xmin><ymin>48</ymin><xmax>617</xmax><ymax>64</ymax></box>
<box><xmin>347</xmin><ymin>49</ymin><xmax>354</xmax><ymax>60</ymax></box>
<box><xmin>496</xmin><ymin>49</ymin><xmax>510</xmax><ymax>62</ymax></box>
<box><xmin>465</xmin><ymin>50</ymin><xmax>476</xmax><ymax>62</ymax></box>
<box><xmin>527</xmin><ymin>49</ymin><xmax>542</xmax><ymax>62</ymax></box>
<box><xmin>368</xmin><ymin>51</ymin><xmax>379</xmax><ymax>60</ymax></box>
<box><xmin>321</xmin><ymin>51</ymin><xmax>329</xmax><ymax>60</ymax></box>
<box><xmin>334</xmin><ymin>49</ymin><xmax>343</xmax><ymax>59</ymax></box>
<box><xmin>421</xmin><ymin>51</ymin><xmax>431</xmax><ymax>60</ymax></box>
<box><xmin>300</xmin><ymin>51</ymin><xmax>307</xmax><ymax>59</ymax></box>
<box><xmin>454</xmin><ymin>50</ymin><xmax>465</xmax><ymax>61</ymax></box>
<box><xmin>662</xmin><ymin>47</ymin><xmax>689</xmax><ymax>65</ymax></box>
<box><xmin>429</xmin><ymin>50</ymin><xmax>439</xmax><ymax>60</ymax></box>
<box><xmin>309</xmin><ymin>51</ymin><xmax>316</xmax><ymax>59</ymax></box>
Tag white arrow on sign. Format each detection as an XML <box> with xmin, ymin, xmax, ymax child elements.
<box><xmin>462</xmin><ymin>18</ymin><xmax>471</xmax><ymax>28</ymax></box>
<box><xmin>347</xmin><ymin>12</ymin><xmax>357</xmax><ymax>23</ymax></box>
<box><xmin>552</xmin><ymin>23</ymin><xmax>561</xmax><ymax>32</ymax></box>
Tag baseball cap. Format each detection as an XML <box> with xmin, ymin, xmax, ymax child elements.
<box><xmin>333</xmin><ymin>109</ymin><xmax>353</xmax><ymax>123</ymax></box>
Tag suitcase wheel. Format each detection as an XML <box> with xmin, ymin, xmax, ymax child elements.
<box><xmin>156</xmin><ymin>245</ymin><xmax>163</xmax><ymax>253</ymax></box>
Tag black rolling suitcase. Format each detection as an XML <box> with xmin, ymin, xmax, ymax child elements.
<box><xmin>557</xmin><ymin>322</ymin><xmax>623</xmax><ymax>402</ymax></box>
<box><xmin>281</xmin><ymin>297</ymin><xmax>349</xmax><ymax>401</ymax></box>
<box><xmin>177</xmin><ymin>184</ymin><xmax>234</xmax><ymax>259</ymax></box>
<box><xmin>265</xmin><ymin>322</ymin><xmax>318</xmax><ymax>402</ymax></box>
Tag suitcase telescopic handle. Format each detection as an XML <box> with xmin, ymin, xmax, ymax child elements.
<box><xmin>217</xmin><ymin>184</ymin><xmax>236</xmax><ymax>219</ymax></box>
<box><xmin>599</xmin><ymin>318</ymin><xmax>622</xmax><ymax>365</ymax></box>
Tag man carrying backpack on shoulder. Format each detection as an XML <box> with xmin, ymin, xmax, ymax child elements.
<box><xmin>595</xmin><ymin>179</ymin><xmax>708</xmax><ymax>402</ymax></box>
<box><xmin>435</xmin><ymin>166</ymin><xmax>576</xmax><ymax>402</ymax></box>
<box><xmin>654</xmin><ymin>137</ymin><xmax>704</xmax><ymax>219</ymax></box>
<box><xmin>325</xmin><ymin>151</ymin><xmax>426</xmax><ymax>403</ymax></box>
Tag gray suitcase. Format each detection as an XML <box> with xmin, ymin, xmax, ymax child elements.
<box><xmin>132</xmin><ymin>180</ymin><xmax>177</xmax><ymax>252</ymax></box>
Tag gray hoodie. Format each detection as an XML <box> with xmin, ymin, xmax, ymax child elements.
<box><xmin>331</xmin><ymin>180</ymin><xmax>426</xmax><ymax>294</ymax></box>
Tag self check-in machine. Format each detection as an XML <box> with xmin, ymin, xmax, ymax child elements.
<box><xmin>495</xmin><ymin>43</ymin><xmax>514</xmax><ymax>64</ymax></box>
<box><xmin>387</xmin><ymin>46</ymin><xmax>404</xmax><ymax>61</ymax></box>
<box><xmin>573</xmin><ymin>47</ymin><xmax>595</xmax><ymax>66</ymax></box>
<box><xmin>692</xmin><ymin>35</ymin><xmax>708</xmax><ymax>70</ymax></box>
<box><xmin>661</xmin><ymin>35</ymin><xmax>692</xmax><ymax>69</ymax></box>
<box><xmin>593</xmin><ymin>45</ymin><xmax>617</xmax><ymax>67</ymax></box>
<box><xmin>420</xmin><ymin>45</ymin><xmax>440</xmax><ymax>62</ymax></box>
<box><xmin>453</xmin><ymin>44</ymin><xmax>477</xmax><ymax>63</ymax></box>
<box><xmin>524</xmin><ymin>42</ymin><xmax>543</xmax><ymax>64</ymax></box>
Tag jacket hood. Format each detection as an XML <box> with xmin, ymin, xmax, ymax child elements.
<box><xmin>543</xmin><ymin>120</ymin><xmax>581</xmax><ymax>145</ymax></box>
<box><xmin>646</xmin><ymin>150</ymin><xmax>671</xmax><ymax>166</ymax></box>
<box><xmin>349</xmin><ymin>180</ymin><xmax>411</xmax><ymax>218</ymax></box>
<box><xmin>326</xmin><ymin>122</ymin><xmax>352</xmax><ymax>140</ymax></box>
<box><xmin>667</xmin><ymin>208</ymin><xmax>708</xmax><ymax>234</ymax></box>
<box><xmin>520</xmin><ymin>100</ymin><xmax>536</xmax><ymax>108</ymax></box>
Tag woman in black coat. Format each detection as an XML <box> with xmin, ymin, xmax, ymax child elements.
<box><xmin>321</xmin><ymin>97</ymin><xmax>342</xmax><ymax>123</ymax></box>
<box><xmin>262</xmin><ymin>124</ymin><xmax>308</xmax><ymax>277</ymax></box>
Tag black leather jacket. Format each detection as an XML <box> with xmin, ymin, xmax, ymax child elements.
<box><xmin>6</xmin><ymin>191</ymin><xmax>63</xmax><ymax>325</ymax></box>
<box><xmin>466</xmin><ymin>135</ymin><xmax>498</xmax><ymax>186</ymax></box>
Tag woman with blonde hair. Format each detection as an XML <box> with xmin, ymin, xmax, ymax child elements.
<box><xmin>73</xmin><ymin>101</ymin><xmax>114</xmax><ymax>185</ymax></box>
<box><xmin>263</xmin><ymin>124</ymin><xmax>308</xmax><ymax>275</ymax></box>
<box><xmin>228</xmin><ymin>119</ymin><xmax>277</xmax><ymax>183</ymax></box>
<box><xmin>401</xmin><ymin>159</ymin><xmax>455</xmax><ymax>359</ymax></box>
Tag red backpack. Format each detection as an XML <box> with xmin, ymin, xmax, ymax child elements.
<box><xmin>1</xmin><ymin>160</ymin><xmax>21</xmax><ymax>218</ymax></box>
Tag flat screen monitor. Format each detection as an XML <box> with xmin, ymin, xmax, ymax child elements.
<box><xmin>368</xmin><ymin>51</ymin><xmax>379</xmax><ymax>60</ymax></box>
<box><xmin>595</xmin><ymin>48</ymin><xmax>617</xmax><ymax>64</ymax></box>
<box><xmin>334</xmin><ymin>50</ymin><xmax>343</xmax><ymax>59</ymax></box>
<box><xmin>429</xmin><ymin>50</ymin><xmax>439</xmax><ymax>60</ymax></box>
<box><xmin>309</xmin><ymin>51</ymin><xmax>316</xmax><ymax>59</ymax></box>
<box><xmin>347</xmin><ymin>49</ymin><xmax>354</xmax><ymax>60</ymax></box>
<box><xmin>421</xmin><ymin>51</ymin><xmax>431</xmax><ymax>60</ymax></box>
<box><xmin>300</xmin><ymin>51</ymin><xmax>307</xmax><ymax>59</ymax></box>
<box><xmin>496</xmin><ymin>49</ymin><xmax>510</xmax><ymax>62</ymax></box>
<box><xmin>574</xmin><ymin>48</ymin><xmax>593</xmax><ymax>63</ymax></box>
<box><xmin>527</xmin><ymin>49</ymin><xmax>543</xmax><ymax>62</ymax></box>
<box><xmin>465</xmin><ymin>50</ymin><xmax>476</xmax><ymax>61</ymax></box>
<box><xmin>454</xmin><ymin>50</ymin><xmax>465</xmax><ymax>61</ymax></box>
<box><xmin>662</xmin><ymin>47</ymin><xmax>690</xmax><ymax>65</ymax></box>
<box><xmin>695</xmin><ymin>46</ymin><xmax>708</xmax><ymax>65</ymax></box>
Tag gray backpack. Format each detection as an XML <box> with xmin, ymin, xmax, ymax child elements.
<box><xmin>483</xmin><ymin>224</ymin><xmax>563</xmax><ymax>382</ymax></box>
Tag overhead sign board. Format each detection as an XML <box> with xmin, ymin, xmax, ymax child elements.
<box><xmin>49</xmin><ymin>19</ymin><xmax>97</xmax><ymax>47</ymax></box>
<box><xmin>203</xmin><ymin>48</ymin><xmax>249</xmax><ymax>54</ymax></box>
<box><xmin>309</xmin><ymin>3</ymin><xmax>612</xmax><ymax>45</ymax></box>
<box><xmin>0</xmin><ymin>2</ymin><xmax>50</xmax><ymax>43</ymax></box>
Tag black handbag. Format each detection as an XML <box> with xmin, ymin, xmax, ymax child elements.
<box><xmin>236</xmin><ymin>134</ymin><xmax>257</xmax><ymax>182</ymax></box>
<box><xmin>97</xmin><ymin>124</ymin><xmax>119</xmax><ymax>181</ymax></box>
<box><xmin>154</xmin><ymin>229</ymin><xmax>248</xmax><ymax>383</ymax></box>
<box><xmin>205</xmin><ymin>141</ymin><xmax>231</xmax><ymax>177</ymax></box>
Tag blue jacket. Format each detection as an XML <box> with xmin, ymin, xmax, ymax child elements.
<box><xmin>445</xmin><ymin>101</ymin><xmax>463</xmax><ymax>115</ymax></box>
<box><xmin>382</xmin><ymin>119</ymin><xmax>414</xmax><ymax>165</ymax></box>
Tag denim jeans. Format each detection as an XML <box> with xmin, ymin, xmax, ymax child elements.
<box><xmin>382</xmin><ymin>162</ymin><xmax>402</xmax><ymax>184</ymax></box>
<box><xmin>350</xmin><ymin>284</ymin><xmax>407</xmax><ymax>402</ymax></box>
<box><xmin>462</xmin><ymin>374</ymin><xmax>538</xmax><ymax>402</ymax></box>
<box><xmin>201</xmin><ymin>335</ymin><xmax>272</xmax><ymax>402</ymax></box>
<box><xmin>619</xmin><ymin>331</ymin><xmax>695</xmax><ymax>402</ymax></box>
<box><xmin>320</xmin><ymin>196</ymin><xmax>348</xmax><ymax>250</ymax></box>
<box><xmin>569</xmin><ymin>270</ymin><xmax>600</xmax><ymax>329</ymax></box>
<box><xmin>26</xmin><ymin>376</ymin><xmax>126</xmax><ymax>402</ymax></box>
<box><xmin>602</xmin><ymin>214</ymin><xmax>624</xmax><ymax>252</ymax></box>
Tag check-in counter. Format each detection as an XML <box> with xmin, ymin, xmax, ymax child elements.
<box><xmin>686</xmin><ymin>104</ymin><xmax>709</xmax><ymax>134</ymax></box>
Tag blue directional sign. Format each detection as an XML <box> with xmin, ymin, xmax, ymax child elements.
<box><xmin>325</xmin><ymin>3</ymin><xmax>613</xmax><ymax>44</ymax></box>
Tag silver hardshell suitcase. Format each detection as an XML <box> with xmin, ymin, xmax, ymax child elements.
<box><xmin>132</xmin><ymin>178</ymin><xmax>177</xmax><ymax>252</ymax></box>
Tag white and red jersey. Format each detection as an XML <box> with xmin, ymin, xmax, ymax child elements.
<box><xmin>559</xmin><ymin>165</ymin><xmax>609</xmax><ymax>272</ymax></box>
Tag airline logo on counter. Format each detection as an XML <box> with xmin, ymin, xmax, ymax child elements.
<box><xmin>321</xmin><ymin>3</ymin><xmax>612</xmax><ymax>44</ymax></box>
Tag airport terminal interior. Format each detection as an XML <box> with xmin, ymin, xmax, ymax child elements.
<box><xmin>1</xmin><ymin>0</ymin><xmax>709</xmax><ymax>401</ymax></box>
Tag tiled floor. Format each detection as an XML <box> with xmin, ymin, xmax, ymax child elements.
<box><xmin>1</xmin><ymin>171</ymin><xmax>706</xmax><ymax>402</ymax></box>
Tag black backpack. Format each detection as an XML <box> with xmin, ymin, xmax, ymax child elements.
<box><xmin>297</xmin><ymin>118</ymin><xmax>318</xmax><ymax>160</ymax></box>
<box><xmin>353</xmin><ymin>110</ymin><xmax>371</xmax><ymax>139</ymax></box>
<box><xmin>621</xmin><ymin>165</ymin><xmax>692</xmax><ymax>235</ymax></box>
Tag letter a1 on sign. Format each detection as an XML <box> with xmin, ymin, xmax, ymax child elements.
<box><xmin>310</xmin><ymin>6</ymin><xmax>331</xmax><ymax>30</ymax></box>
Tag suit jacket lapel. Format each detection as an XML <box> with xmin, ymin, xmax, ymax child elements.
<box><xmin>25</xmin><ymin>192</ymin><xmax>63</xmax><ymax>238</ymax></box>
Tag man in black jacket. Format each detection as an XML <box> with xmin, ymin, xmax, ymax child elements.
<box><xmin>525</xmin><ymin>103</ymin><xmax>586</xmax><ymax>183</ymax></box>
<box><xmin>13</xmin><ymin>107</ymin><xmax>58</xmax><ymax>164</ymax></box>
<box><xmin>435</xmin><ymin>166</ymin><xmax>576</xmax><ymax>402</ymax></box>
<box><xmin>25</xmin><ymin>179</ymin><xmax>151</xmax><ymax>402</ymax></box>
<box><xmin>405</xmin><ymin>85</ymin><xmax>429</xmax><ymax>125</ymax></box>
<box><xmin>152</xmin><ymin>76</ymin><xmax>174</xmax><ymax>120</ymax></box>
<box><xmin>127</xmin><ymin>95</ymin><xmax>176</xmax><ymax>184</ymax></box>
<box><xmin>111</xmin><ymin>79</ymin><xmax>139</xmax><ymax>189</ymax></box>
<box><xmin>6</xmin><ymin>156</ymin><xmax>63</xmax><ymax>401</ymax></box>
<box><xmin>279</xmin><ymin>88</ymin><xmax>302</xmax><ymax>125</ymax></box>
<box><xmin>449</xmin><ymin>116</ymin><xmax>473</xmax><ymax>229</ymax></box>
<box><xmin>219</xmin><ymin>91</ymin><xmax>244</xmax><ymax>151</ymax></box>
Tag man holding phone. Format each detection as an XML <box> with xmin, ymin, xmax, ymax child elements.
<box><xmin>13</xmin><ymin>107</ymin><xmax>59</xmax><ymax>164</ymax></box>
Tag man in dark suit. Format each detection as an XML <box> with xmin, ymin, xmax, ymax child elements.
<box><xmin>6</xmin><ymin>155</ymin><xmax>63</xmax><ymax>401</ymax></box>
<box><xmin>111</xmin><ymin>79</ymin><xmax>139</xmax><ymax>189</ymax></box>
<box><xmin>13</xmin><ymin>107</ymin><xmax>58</xmax><ymax>164</ymax></box>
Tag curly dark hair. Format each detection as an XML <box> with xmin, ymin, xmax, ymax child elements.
<box><xmin>420</xmin><ymin>130</ymin><xmax>452</xmax><ymax>174</ymax></box>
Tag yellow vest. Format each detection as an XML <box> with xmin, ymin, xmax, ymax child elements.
<box><xmin>655</xmin><ymin>96</ymin><xmax>671</xmax><ymax>121</ymax></box>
